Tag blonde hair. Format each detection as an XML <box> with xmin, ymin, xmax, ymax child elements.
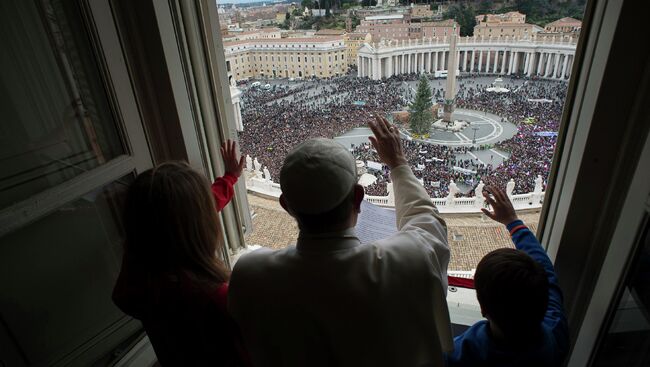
<box><xmin>124</xmin><ymin>161</ymin><xmax>229</xmax><ymax>283</ymax></box>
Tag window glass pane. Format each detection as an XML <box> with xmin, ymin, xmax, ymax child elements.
<box><xmin>0</xmin><ymin>175</ymin><xmax>133</xmax><ymax>366</ymax></box>
<box><xmin>217</xmin><ymin>1</ymin><xmax>583</xmax><ymax>274</ymax></box>
<box><xmin>0</xmin><ymin>0</ymin><xmax>124</xmax><ymax>209</ymax></box>
<box><xmin>592</xmin><ymin>219</ymin><xmax>650</xmax><ymax>366</ymax></box>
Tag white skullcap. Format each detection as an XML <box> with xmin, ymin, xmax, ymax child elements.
<box><xmin>280</xmin><ymin>138</ymin><xmax>357</xmax><ymax>215</ymax></box>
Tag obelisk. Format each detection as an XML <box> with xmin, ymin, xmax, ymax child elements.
<box><xmin>443</xmin><ymin>24</ymin><xmax>458</xmax><ymax>124</ymax></box>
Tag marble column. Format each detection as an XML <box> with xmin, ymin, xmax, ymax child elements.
<box><xmin>387</xmin><ymin>56</ymin><xmax>393</xmax><ymax>78</ymax></box>
<box><xmin>460</xmin><ymin>50</ymin><xmax>468</xmax><ymax>72</ymax></box>
<box><xmin>478</xmin><ymin>50</ymin><xmax>483</xmax><ymax>73</ymax></box>
<box><xmin>358</xmin><ymin>57</ymin><xmax>362</xmax><ymax>77</ymax></box>
<box><xmin>507</xmin><ymin>51</ymin><xmax>514</xmax><ymax>74</ymax></box>
<box><xmin>470</xmin><ymin>50</ymin><xmax>475</xmax><ymax>72</ymax></box>
<box><xmin>487</xmin><ymin>51</ymin><xmax>493</xmax><ymax>73</ymax></box>
<box><xmin>406</xmin><ymin>54</ymin><xmax>410</xmax><ymax>73</ymax></box>
<box><xmin>523</xmin><ymin>52</ymin><xmax>529</xmax><ymax>75</ymax></box>
<box><xmin>552</xmin><ymin>53</ymin><xmax>560</xmax><ymax>78</ymax></box>
<box><xmin>364</xmin><ymin>57</ymin><xmax>368</xmax><ymax>78</ymax></box>
<box><xmin>537</xmin><ymin>52</ymin><xmax>545</xmax><ymax>76</ymax></box>
<box><xmin>420</xmin><ymin>52</ymin><xmax>425</xmax><ymax>73</ymax></box>
<box><xmin>434</xmin><ymin>51</ymin><xmax>438</xmax><ymax>71</ymax></box>
<box><xmin>544</xmin><ymin>53</ymin><xmax>553</xmax><ymax>77</ymax></box>
<box><xmin>513</xmin><ymin>51</ymin><xmax>519</xmax><ymax>74</ymax></box>
<box><xmin>365</xmin><ymin>57</ymin><xmax>372</xmax><ymax>79</ymax></box>
<box><xmin>493</xmin><ymin>51</ymin><xmax>499</xmax><ymax>73</ymax></box>
<box><xmin>561</xmin><ymin>54</ymin><xmax>570</xmax><ymax>79</ymax></box>
<box><xmin>500</xmin><ymin>50</ymin><xmax>507</xmax><ymax>74</ymax></box>
<box><xmin>363</xmin><ymin>57</ymin><xmax>368</xmax><ymax>77</ymax></box>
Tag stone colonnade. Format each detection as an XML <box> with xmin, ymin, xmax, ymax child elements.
<box><xmin>357</xmin><ymin>39</ymin><xmax>576</xmax><ymax>81</ymax></box>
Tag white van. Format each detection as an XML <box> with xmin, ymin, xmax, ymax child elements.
<box><xmin>251</xmin><ymin>81</ymin><xmax>261</xmax><ymax>88</ymax></box>
<box><xmin>262</xmin><ymin>84</ymin><xmax>272</xmax><ymax>90</ymax></box>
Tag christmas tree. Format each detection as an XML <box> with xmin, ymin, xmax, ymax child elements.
<box><xmin>409</xmin><ymin>75</ymin><xmax>433</xmax><ymax>135</ymax></box>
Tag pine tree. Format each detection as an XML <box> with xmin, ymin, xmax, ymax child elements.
<box><xmin>409</xmin><ymin>75</ymin><xmax>434</xmax><ymax>135</ymax></box>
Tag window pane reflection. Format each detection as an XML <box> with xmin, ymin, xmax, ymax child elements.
<box><xmin>0</xmin><ymin>175</ymin><xmax>133</xmax><ymax>365</ymax></box>
<box><xmin>593</xmin><ymin>219</ymin><xmax>650</xmax><ymax>366</ymax></box>
<box><xmin>0</xmin><ymin>0</ymin><xmax>124</xmax><ymax>209</ymax></box>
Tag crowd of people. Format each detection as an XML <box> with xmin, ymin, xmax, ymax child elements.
<box><xmin>238</xmin><ymin>76</ymin><xmax>404</xmax><ymax>181</ymax></box>
<box><xmin>238</xmin><ymin>72</ymin><xmax>567</xmax><ymax>198</ymax></box>
<box><xmin>456</xmin><ymin>79</ymin><xmax>565</xmax><ymax>194</ymax></box>
<box><xmin>352</xmin><ymin>141</ymin><xmax>477</xmax><ymax>198</ymax></box>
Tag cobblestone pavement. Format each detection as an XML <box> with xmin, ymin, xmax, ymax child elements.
<box><xmin>244</xmin><ymin>194</ymin><xmax>540</xmax><ymax>271</ymax></box>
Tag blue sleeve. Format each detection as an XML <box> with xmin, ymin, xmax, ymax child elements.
<box><xmin>506</xmin><ymin>220</ymin><xmax>569</xmax><ymax>358</ymax></box>
<box><xmin>445</xmin><ymin>322</ymin><xmax>490</xmax><ymax>367</ymax></box>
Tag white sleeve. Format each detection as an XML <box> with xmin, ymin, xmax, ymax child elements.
<box><xmin>390</xmin><ymin>165</ymin><xmax>450</xmax><ymax>288</ymax></box>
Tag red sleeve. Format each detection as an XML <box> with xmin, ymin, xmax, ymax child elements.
<box><xmin>448</xmin><ymin>275</ymin><xmax>475</xmax><ymax>289</ymax></box>
<box><xmin>212</xmin><ymin>173</ymin><xmax>238</xmax><ymax>212</ymax></box>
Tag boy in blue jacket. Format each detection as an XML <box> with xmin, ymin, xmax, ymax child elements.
<box><xmin>446</xmin><ymin>186</ymin><xmax>569</xmax><ymax>367</ymax></box>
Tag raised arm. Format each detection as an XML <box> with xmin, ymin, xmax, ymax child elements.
<box><xmin>368</xmin><ymin>115</ymin><xmax>448</xmax><ymax>270</ymax></box>
<box><xmin>481</xmin><ymin>186</ymin><xmax>568</xmax><ymax>352</ymax></box>
<box><xmin>212</xmin><ymin>140</ymin><xmax>245</xmax><ymax>211</ymax></box>
<box><xmin>368</xmin><ymin>115</ymin><xmax>445</xmax><ymax>229</ymax></box>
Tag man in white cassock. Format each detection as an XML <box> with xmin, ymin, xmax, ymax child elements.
<box><xmin>229</xmin><ymin>116</ymin><xmax>452</xmax><ymax>367</ymax></box>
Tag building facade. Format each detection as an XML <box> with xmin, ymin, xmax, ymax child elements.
<box><xmin>545</xmin><ymin>17</ymin><xmax>582</xmax><ymax>33</ymax></box>
<box><xmin>357</xmin><ymin>19</ymin><xmax>459</xmax><ymax>41</ymax></box>
<box><xmin>475</xmin><ymin>11</ymin><xmax>526</xmax><ymax>25</ymax></box>
<box><xmin>410</xmin><ymin>4</ymin><xmax>434</xmax><ymax>19</ymax></box>
<box><xmin>346</xmin><ymin>32</ymin><xmax>372</xmax><ymax>66</ymax></box>
<box><xmin>413</xmin><ymin>20</ymin><xmax>459</xmax><ymax>38</ymax></box>
<box><xmin>223</xmin><ymin>27</ymin><xmax>282</xmax><ymax>42</ymax></box>
<box><xmin>473</xmin><ymin>11</ymin><xmax>542</xmax><ymax>38</ymax></box>
<box><xmin>474</xmin><ymin>22</ymin><xmax>543</xmax><ymax>38</ymax></box>
<box><xmin>357</xmin><ymin>35</ymin><xmax>577</xmax><ymax>81</ymax></box>
<box><xmin>225</xmin><ymin>37</ymin><xmax>348</xmax><ymax>80</ymax></box>
<box><xmin>360</xmin><ymin>14</ymin><xmax>409</xmax><ymax>25</ymax></box>
<box><xmin>356</xmin><ymin>22</ymin><xmax>410</xmax><ymax>41</ymax></box>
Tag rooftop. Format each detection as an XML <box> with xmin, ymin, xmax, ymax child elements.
<box><xmin>420</xmin><ymin>20</ymin><xmax>457</xmax><ymax>27</ymax></box>
<box><xmin>546</xmin><ymin>17</ymin><xmax>583</xmax><ymax>26</ymax></box>
<box><xmin>365</xmin><ymin>14</ymin><xmax>404</xmax><ymax>21</ymax></box>
<box><xmin>348</xmin><ymin>32</ymin><xmax>370</xmax><ymax>40</ymax></box>
<box><xmin>315</xmin><ymin>29</ymin><xmax>347</xmax><ymax>36</ymax></box>
<box><xmin>224</xmin><ymin>36</ymin><xmax>344</xmax><ymax>47</ymax></box>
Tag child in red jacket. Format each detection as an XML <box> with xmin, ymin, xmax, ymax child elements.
<box><xmin>113</xmin><ymin>140</ymin><xmax>250</xmax><ymax>366</ymax></box>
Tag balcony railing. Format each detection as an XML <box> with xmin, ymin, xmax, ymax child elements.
<box><xmin>244</xmin><ymin>162</ymin><xmax>545</xmax><ymax>214</ymax></box>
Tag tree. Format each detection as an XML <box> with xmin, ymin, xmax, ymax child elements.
<box><xmin>478</xmin><ymin>0</ymin><xmax>494</xmax><ymax>14</ymax></box>
<box><xmin>301</xmin><ymin>0</ymin><xmax>313</xmax><ymax>9</ymax></box>
<box><xmin>443</xmin><ymin>4</ymin><xmax>477</xmax><ymax>37</ymax></box>
<box><xmin>280</xmin><ymin>13</ymin><xmax>291</xmax><ymax>30</ymax></box>
<box><xmin>409</xmin><ymin>75</ymin><xmax>434</xmax><ymax>135</ymax></box>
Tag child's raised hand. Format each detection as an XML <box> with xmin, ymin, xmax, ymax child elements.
<box><xmin>221</xmin><ymin>139</ymin><xmax>245</xmax><ymax>178</ymax></box>
<box><xmin>481</xmin><ymin>186</ymin><xmax>518</xmax><ymax>225</ymax></box>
